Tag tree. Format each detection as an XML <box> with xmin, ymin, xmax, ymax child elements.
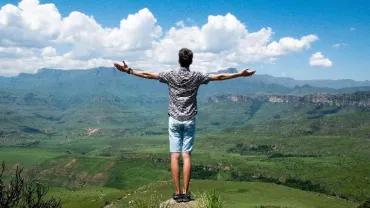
<box><xmin>0</xmin><ymin>161</ymin><xmax>61</xmax><ymax>208</ymax></box>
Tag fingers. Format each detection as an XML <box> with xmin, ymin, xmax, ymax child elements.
<box><xmin>241</xmin><ymin>69</ymin><xmax>256</xmax><ymax>76</ymax></box>
<box><xmin>244</xmin><ymin>69</ymin><xmax>255</xmax><ymax>73</ymax></box>
<box><xmin>245</xmin><ymin>69</ymin><xmax>256</xmax><ymax>72</ymax></box>
<box><xmin>122</xmin><ymin>60</ymin><xmax>127</xmax><ymax>67</ymax></box>
<box><xmin>248</xmin><ymin>70</ymin><xmax>256</xmax><ymax>75</ymax></box>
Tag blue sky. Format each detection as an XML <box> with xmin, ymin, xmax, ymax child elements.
<box><xmin>0</xmin><ymin>0</ymin><xmax>369</xmax><ymax>80</ymax></box>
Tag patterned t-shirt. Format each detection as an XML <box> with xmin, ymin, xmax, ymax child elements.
<box><xmin>158</xmin><ymin>67</ymin><xmax>211</xmax><ymax>121</ymax></box>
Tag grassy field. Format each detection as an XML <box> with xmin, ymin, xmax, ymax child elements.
<box><xmin>47</xmin><ymin>187</ymin><xmax>126</xmax><ymax>208</ymax></box>
<box><xmin>1</xmin><ymin>141</ymin><xmax>370</xmax><ymax>206</ymax></box>
<box><xmin>0</xmin><ymin>147</ymin><xmax>64</xmax><ymax>167</ymax></box>
<box><xmin>112</xmin><ymin>180</ymin><xmax>358</xmax><ymax>208</ymax></box>
<box><xmin>1</xmin><ymin>96</ymin><xmax>370</xmax><ymax>207</ymax></box>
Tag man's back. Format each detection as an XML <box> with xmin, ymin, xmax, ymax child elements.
<box><xmin>158</xmin><ymin>67</ymin><xmax>211</xmax><ymax>121</ymax></box>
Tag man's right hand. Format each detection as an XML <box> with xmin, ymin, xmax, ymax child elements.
<box><xmin>113</xmin><ymin>61</ymin><xmax>129</xmax><ymax>73</ymax></box>
<box><xmin>239</xmin><ymin>69</ymin><xmax>256</xmax><ymax>77</ymax></box>
<box><xmin>210</xmin><ymin>68</ymin><xmax>256</xmax><ymax>81</ymax></box>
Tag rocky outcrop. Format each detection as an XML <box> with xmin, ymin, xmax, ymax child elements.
<box><xmin>160</xmin><ymin>199</ymin><xmax>198</xmax><ymax>208</ymax></box>
<box><xmin>206</xmin><ymin>91</ymin><xmax>370</xmax><ymax>107</ymax></box>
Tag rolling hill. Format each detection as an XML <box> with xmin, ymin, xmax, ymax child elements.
<box><xmin>1</xmin><ymin>67</ymin><xmax>370</xmax><ymax>207</ymax></box>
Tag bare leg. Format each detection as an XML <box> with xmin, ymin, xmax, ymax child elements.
<box><xmin>171</xmin><ymin>152</ymin><xmax>181</xmax><ymax>194</ymax></box>
<box><xmin>182</xmin><ymin>152</ymin><xmax>191</xmax><ymax>193</ymax></box>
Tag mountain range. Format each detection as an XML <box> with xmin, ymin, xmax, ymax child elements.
<box><xmin>1</xmin><ymin>67</ymin><xmax>370</xmax><ymax>99</ymax></box>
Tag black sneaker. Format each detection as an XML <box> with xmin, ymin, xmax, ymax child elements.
<box><xmin>172</xmin><ymin>193</ymin><xmax>182</xmax><ymax>203</ymax></box>
<box><xmin>182</xmin><ymin>192</ymin><xmax>191</xmax><ymax>202</ymax></box>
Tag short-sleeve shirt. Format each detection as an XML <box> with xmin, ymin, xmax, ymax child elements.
<box><xmin>158</xmin><ymin>67</ymin><xmax>211</xmax><ymax>121</ymax></box>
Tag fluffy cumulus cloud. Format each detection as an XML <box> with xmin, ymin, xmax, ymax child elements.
<box><xmin>0</xmin><ymin>0</ymin><xmax>61</xmax><ymax>47</ymax></box>
<box><xmin>59</xmin><ymin>8</ymin><xmax>162</xmax><ymax>59</ymax></box>
<box><xmin>0</xmin><ymin>0</ymin><xmax>320</xmax><ymax>76</ymax></box>
<box><xmin>309</xmin><ymin>52</ymin><xmax>332</xmax><ymax>67</ymax></box>
<box><xmin>153</xmin><ymin>14</ymin><xmax>318</xmax><ymax>72</ymax></box>
<box><xmin>42</xmin><ymin>47</ymin><xmax>57</xmax><ymax>57</ymax></box>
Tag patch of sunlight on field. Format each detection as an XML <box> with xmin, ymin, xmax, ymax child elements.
<box><xmin>0</xmin><ymin>147</ymin><xmax>64</xmax><ymax>167</ymax></box>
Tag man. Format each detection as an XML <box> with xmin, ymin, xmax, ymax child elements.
<box><xmin>113</xmin><ymin>48</ymin><xmax>255</xmax><ymax>203</ymax></box>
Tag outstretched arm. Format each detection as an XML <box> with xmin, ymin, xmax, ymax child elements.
<box><xmin>210</xmin><ymin>69</ymin><xmax>256</xmax><ymax>81</ymax></box>
<box><xmin>113</xmin><ymin>61</ymin><xmax>159</xmax><ymax>80</ymax></box>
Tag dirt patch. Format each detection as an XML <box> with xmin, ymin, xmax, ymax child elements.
<box><xmin>12</xmin><ymin>164</ymin><xmax>21</xmax><ymax>170</ymax></box>
<box><xmin>104</xmin><ymin>161</ymin><xmax>116</xmax><ymax>171</ymax></box>
<box><xmin>87</xmin><ymin>128</ymin><xmax>99</xmax><ymax>136</ymax></box>
<box><xmin>93</xmin><ymin>173</ymin><xmax>105</xmax><ymax>179</ymax></box>
<box><xmin>78</xmin><ymin>172</ymin><xmax>89</xmax><ymax>179</ymax></box>
<box><xmin>64</xmin><ymin>158</ymin><xmax>76</xmax><ymax>168</ymax></box>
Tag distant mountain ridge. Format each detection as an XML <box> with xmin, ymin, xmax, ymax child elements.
<box><xmin>216</xmin><ymin>68</ymin><xmax>239</xmax><ymax>74</ymax></box>
<box><xmin>0</xmin><ymin>67</ymin><xmax>369</xmax><ymax>101</ymax></box>
<box><xmin>218</xmin><ymin>68</ymin><xmax>370</xmax><ymax>89</ymax></box>
<box><xmin>254</xmin><ymin>74</ymin><xmax>370</xmax><ymax>89</ymax></box>
<box><xmin>1</xmin><ymin>67</ymin><xmax>369</xmax><ymax>89</ymax></box>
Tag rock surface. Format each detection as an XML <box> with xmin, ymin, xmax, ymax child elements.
<box><xmin>206</xmin><ymin>92</ymin><xmax>370</xmax><ymax>107</ymax></box>
<box><xmin>160</xmin><ymin>199</ymin><xmax>198</xmax><ymax>208</ymax></box>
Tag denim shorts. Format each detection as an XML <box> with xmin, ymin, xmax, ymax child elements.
<box><xmin>168</xmin><ymin>116</ymin><xmax>196</xmax><ymax>153</ymax></box>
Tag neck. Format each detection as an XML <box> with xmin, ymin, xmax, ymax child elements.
<box><xmin>180</xmin><ymin>66</ymin><xmax>190</xmax><ymax>71</ymax></box>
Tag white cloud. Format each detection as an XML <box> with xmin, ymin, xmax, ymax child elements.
<box><xmin>309</xmin><ymin>52</ymin><xmax>332</xmax><ymax>67</ymax></box>
<box><xmin>0</xmin><ymin>55</ymin><xmax>115</xmax><ymax>76</ymax></box>
<box><xmin>350</xmin><ymin>27</ymin><xmax>356</xmax><ymax>32</ymax></box>
<box><xmin>0</xmin><ymin>47</ymin><xmax>35</xmax><ymax>58</ymax></box>
<box><xmin>0</xmin><ymin>0</ymin><xmax>320</xmax><ymax>76</ymax></box>
<box><xmin>332</xmin><ymin>43</ymin><xmax>347</xmax><ymax>48</ymax></box>
<box><xmin>176</xmin><ymin>21</ymin><xmax>185</xmax><ymax>28</ymax></box>
<box><xmin>153</xmin><ymin>15</ymin><xmax>317</xmax><ymax>71</ymax></box>
<box><xmin>41</xmin><ymin>47</ymin><xmax>57</xmax><ymax>57</ymax></box>
<box><xmin>200</xmin><ymin>13</ymin><xmax>247</xmax><ymax>52</ymax></box>
<box><xmin>58</xmin><ymin>8</ymin><xmax>162</xmax><ymax>59</ymax></box>
<box><xmin>0</xmin><ymin>0</ymin><xmax>62</xmax><ymax>47</ymax></box>
<box><xmin>333</xmin><ymin>43</ymin><xmax>341</xmax><ymax>48</ymax></box>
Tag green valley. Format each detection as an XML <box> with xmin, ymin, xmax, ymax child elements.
<box><xmin>1</xmin><ymin>68</ymin><xmax>370</xmax><ymax>207</ymax></box>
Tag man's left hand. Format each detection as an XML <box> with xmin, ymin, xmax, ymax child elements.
<box><xmin>114</xmin><ymin>61</ymin><xmax>129</xmax><ymax>73</ymax></box>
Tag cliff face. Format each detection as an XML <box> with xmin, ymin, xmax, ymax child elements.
<box><xmin>206</xmin><ymin>91</ymin><xmax>370</xmax><ymax>107</ymax></box>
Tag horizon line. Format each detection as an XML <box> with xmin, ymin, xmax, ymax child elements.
<box><xmin>0</xmin><ymin>67</ymin><xmax>369</xmax><ymax>83</ymax></box>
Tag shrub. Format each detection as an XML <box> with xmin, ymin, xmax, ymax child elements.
<box><xmin>197</xmin><ymin>190</ymin><xmax>224</xmax><ymax>208</ymax></box>
<box><xmin>0</xmin><ymin>161</ymin><xmax>61</xmax><ymax>208</ymax></box>
<box><xmin>191</xmin><ymin>165</ymin><xmax>219</xmax><ymax>180</ymax></box>
<box><xmin>358</xmin><ymin>199</ymin><xmax>370</xmax><ymax>208</ymax></box>
<box><xmin>228</xmin><ymin>143</ymin><xmax>275</xmax><ymax>155</ymax></box>
<box><xmin>128</xmin><ymin>195</ymin><xmax>169</xmax><ymax>208</ymax></box>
